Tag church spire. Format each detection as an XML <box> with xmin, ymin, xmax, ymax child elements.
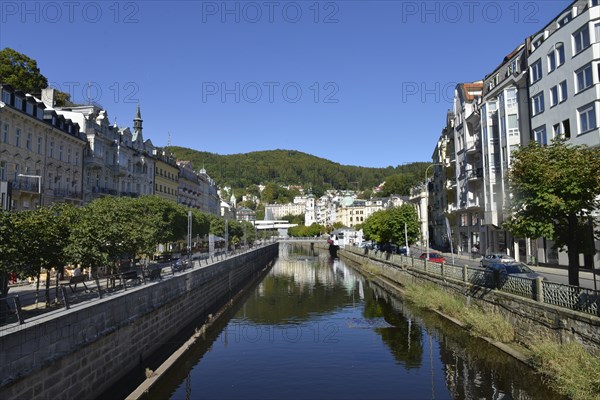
<box><xmin>133</xmin><ymin>104</ymin><xmax>143</xmax><ymax>142</ymax></box>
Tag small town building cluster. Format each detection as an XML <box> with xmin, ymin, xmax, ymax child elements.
<box><xmin>0</xmin><ymin>85</ymin><xmax>220</xmax><ymax>214</ymax></box>
<box><xmin>263</xmin><ymin>190</ymin><xmax>408</xmax><ymax>228</ymax></box>
<box><xmin>412</xmin><ymin>0</ymin><xmax>600</xmax><ymax>268</ymax></box>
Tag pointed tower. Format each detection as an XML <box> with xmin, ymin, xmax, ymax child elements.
<box><xmin>133</xmin><ymin>104</ymin><xmax>143</xmax><ymax>143</ymax></box>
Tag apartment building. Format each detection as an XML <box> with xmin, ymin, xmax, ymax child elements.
<box><xmin>0</xmin><ymin>84</ymin><xmax>86</xmax><ymax>210</ymax></box>
<box><xmin>154</xmin><ymin>150</ymin><xmax>179</xmax><ymax>203</ymax></box>
<box><xmin>478</xmin><ymin>44</ymin><xmax>533</xmax><ymax>259</ymax></box>
<box><xmin>449</xmin><ymin>82</ymin><xmax>484</xmax><ymax>254</ymax></box>
<box><xmin>527</xmin><ymin>0</ymin><xmax>600</xmax><ymax>267</ymax></box>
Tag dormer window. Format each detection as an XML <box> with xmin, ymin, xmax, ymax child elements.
<box><xmin>14</xmin><ymin>97</ymin><xmax>22</xmax><ymax>110</ymax></box>
<box><xmin>26</xmin><ymin>102</ymin><xmax>33</xmax><ymax>115</ymax></box>
<box><xmin>2</xmin><ymin>90</ymin><xmax>11</xmax><ymax>104</ymax></box>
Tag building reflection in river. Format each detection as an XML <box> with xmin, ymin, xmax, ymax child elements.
<box><xmin>143</xmin><ymin>243</ymin><xmax>563</xmax><ymax>400</ymax></box>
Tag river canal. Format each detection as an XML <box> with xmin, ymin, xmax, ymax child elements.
<box><xmin>143</xmin><ymin>244</ymin><xmax>563</xmax><ymax>400</ymax></box>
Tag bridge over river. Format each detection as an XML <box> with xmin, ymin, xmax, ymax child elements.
<box><xmin>136</xmin><ymin>243</ymin><xmax>564</xmax><ymax>400</ymax></box>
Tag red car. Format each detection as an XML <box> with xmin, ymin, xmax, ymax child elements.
<box><xmin>419</xmin><ymin>252</ymin><xmax>446</xmax><ymax>263</ymax></box>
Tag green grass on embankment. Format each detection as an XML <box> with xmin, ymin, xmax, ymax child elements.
<box><xmin>401</xmin><ymin>282</ymin><xmax>600</xmax><ymax>400</ymax></box>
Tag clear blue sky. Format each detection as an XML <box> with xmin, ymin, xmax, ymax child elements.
<box><xmin>1</xmin><ymin>1</ymin><xmax>570</xmax><ymax>167</ymax></box>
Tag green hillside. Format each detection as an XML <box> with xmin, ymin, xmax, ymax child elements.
<box><xmin>166</xmin><ymin>146</ymin><xmax>429</xmax><ymax>195</ymax></box>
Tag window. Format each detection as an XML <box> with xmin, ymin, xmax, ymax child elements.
<box><xmin>507</xmin><ymin>114</ymin><xmax>519</xmax><ymax>136</ymax></box>
<box><xmin>14</xmin><ymin>97</ymin><xmax>22</xmax><ymax>110</ymax></box>
<box><xmin>563</xmin><ymin>119</ymin><xmax>571</xmax><ymax>139</ymax></box>
<box><xmin>596</xmin><ymin>23</ymin><xmax>600</xmax><ymax>42</ymax></box>
<box><xmin>0</xmin><ymin>161</ymin><xmax>5</xmax><ymax>180</ymax></box>
<box><xmin>550</xmin><ymin>85</ymin><xmax>559</xmax><ymax>106</ymax></box>
<box><xmin>506</xmin><ymin>88</ymin><xmax>517</xmax><ymax>107</ymax></box>
<box><xmin>579</xmin><ymin>103</ymin><xmax>597</xmax><ymax>133</ymax></box>
<box><xmin>553</xmin><ymin>123</ymin><xmax>561</xmax><ymax>138</ymax></box>
<box><xmin>75</xmin><ymin>152</ymin><xmax>79</xmax><ymax>165</ymax></box>
<box><xmin>14</xmin><ymin>128</ymin><xmax>20</xmax><ymax>147</ymax></box>
<box><xmin>532</xmin><ymin>92</ymin><xmax>545</xmax><ymax>115</ymax></box>
<box><xmin>548</xmin><ymin>51</ymin><xmax>556</xmax><ymax>72</ymax></box>
<box><xmin>49</xmin><ymin>141</ymin><xmax>54</xmax><ymax>158</ymax></box>
<box><xmin>557</xmin><ymin>44</ymin><xmax>565</xmax><ymax>66</ymax></box>
<box><xmin>534</xmin><ymin>126</ymin><xmax>547</xmax><ymax>146</ymax></box>
<box><xmin>1</xmin><ymin>90</ymin><xmax>10</xmax><ymax>104</ymax></box>
<box><xmin>574</xmin><ymin>25</ymin><xmax>590</xmax><ymax>54</ymax></box>
<box><xmin>26</xmin><ymin>133</ymin><xmax>31</xmax><ymax>150</ymax></box>
<box><xmin>26</xmin><ymin>103</ymin><xmax>33</xmax><ymax>115</ymax></box>
<box><xmin>559</xmin><ymin>80</ymin><xmax>568</xmax><ymax>102</ymax></box>
<box><xmin>1</xmin><ymin>123</ymin><xmax>8</xmax><ymax>144</ymax></box>
<box><xmin>530</xmin><ymin>59</ymin><xmax>542</xmax><ymax>83</ymax></box>
<box><xmin>37</xmin><ymin>136</ymin><xmax>42</xmax><ymax>154</ymax></box>
<box><xmin>576</xmin><ymin>64</ymin><xmax>593</xmax><ymax>92</ymax></box>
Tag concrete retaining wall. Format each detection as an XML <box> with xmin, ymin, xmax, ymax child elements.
<box><xmin>0</xmin><ymin>244</ymin><xmax>278</xmax><ymax>400</ymax></box>
<box><xmin>340</xmin><ymin>247</ymin><xmax>600</xmax><ymax>354</ymax></box>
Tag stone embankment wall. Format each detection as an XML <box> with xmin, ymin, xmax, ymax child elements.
<box><xmin>340</xmin><ymin>247</ymin><xmax>600</xmax><ymax>354</ymax></box>
<box><xmin>0</xmin><ymin>244</ymin><xmax>278</xmax><ymax>400</ymax></box>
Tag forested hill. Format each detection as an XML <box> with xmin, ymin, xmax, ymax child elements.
<box><xmin>166</xmin><ymin>146</ymin><xmax>429</xmax><ymax>194</ymax></box>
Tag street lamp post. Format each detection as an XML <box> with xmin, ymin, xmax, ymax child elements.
<box><xmin>424</xmin><ymin>164</ymin><xmax>442</xmax><ymax>261</ymax></box>
<box><xmin>18</xmin><ymin>174</ymin><xmax>42</xmax><ymax>207</ymax></box>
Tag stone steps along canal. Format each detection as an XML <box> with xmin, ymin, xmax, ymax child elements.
<box><xmin>141</xmin><ymin>244</ymin><xmax>564</xmax><ymax>400</ymax></box>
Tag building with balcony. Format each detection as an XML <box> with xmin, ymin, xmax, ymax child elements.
<box><xmin>450</xmin><ymin>82</ymin><xmax>484</xmax><ymax>254</ymax></box>
<box><xmin>526</xmin><ymin>0</ymin><xmax>600</xmax><ymax>267</ymax></box>
<box><xmin>480</xmin><ymin>43</ymin><xmax>533</xmax><ymax>260</ymax></box>
<box><xmin>50</xmin><ymin>94</ymin><xmax>156</xmax><ymax>202</ymax></box>
<box><xmin>429</xmin><ymin>112</ymin><xmax>456</xmax><ymax>250</ymax></box>
<box><xmin>0</xmin><ymin>84</ymin><xmax>86</xmax><ymax>210</ymax></box>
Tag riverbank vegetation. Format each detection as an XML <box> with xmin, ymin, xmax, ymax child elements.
<box><xmin>401</xmin><ymin>281</ymin><xmax>599</xmax><ymax>400</ymax></box>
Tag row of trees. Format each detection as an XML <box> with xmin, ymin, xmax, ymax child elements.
<box><xmin>0</xmin><ymin>196</ymin><xmax>256</xmax><ymax>301</ymax></box>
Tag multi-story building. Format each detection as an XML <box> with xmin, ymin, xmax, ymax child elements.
<box><xmin>154</xmin><ymin>150</ymin><xmax>179</xmax><ymax>203</ymax></box>
<box><xmin>430</xmin><ymin>114</ymin><xmax>455</xmax><ymax>250</ymax></box>
<box><xmin>480</xmin><ymin>43</ymin><xmax>532</xmax><ymax>260</ymax></box>
<box><xmin>177</xmin><ymin>160</ymin><xmax>202</xmax><ymax>209</ymax></box>
<box><xmin>449</xmin><ymin>82</ymin><xmax>484</xmax><ymax>254</ymax></box>
<box><xmin>265</xmin><ymin>201</ymin><xmax>306</xmax><ymax>219</ymax></box>
<box><xmin>51</xmin><ymin>95</ymin><xmax>156</xmax><ymax>202</ymax></box>
<box><xmin>0</xmin><ymin>84</ymin><xmax>86</xmax><ymax>210</ymax></box>
<box><xmin>198</xmin><ymin>167</ymin><xmax>220</xmax><ymax>215</ymax></box>
<box><xmin>526</xmin><ymin>0</ymin><xmax>600</xmax><ymax>267</ymax></box>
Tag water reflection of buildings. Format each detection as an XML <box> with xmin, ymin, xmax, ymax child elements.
<box><xmin>261</xmin><ymin>245</ymin><xmax>365</xmax><ymax>298</ymax></box>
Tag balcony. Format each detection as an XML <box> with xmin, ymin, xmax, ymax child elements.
<box><xmin>84</xmin><ymin>154</ymin><xmax>104</xmax><ymax>169</ymax></box>
<box><xmin>466</xmin><ymin>168</ymin><xmax>483</xmax><ymax>181</ymax></box>
<box><xmin>446</xmin><ymin>203</ymin><xmax>458</xmax><ymax>214</ymax></box>
<box><xmin>109</xmin><ymin>163</ymin><xmax>128</xmax><ymax>176</ymax></box>
<box><xmin>467</xmin><ymin>199</ymin><xmax>482</xmax><ymax>209</ymax></box>
<box><xmin>11</xmin><ymin>179</ymin><xmax>39</xmax><ymax>193</ymax></box>
<box><xmin>53</xmin><ymin>188</ymin><xmax>82</xmax><ymax>199</ymax></box>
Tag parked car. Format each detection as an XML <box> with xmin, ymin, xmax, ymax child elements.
<box><xmin>480</xmin><ymin>253</ymin><xmax>515</xmax><ymax>267</ymax></box>
<box><xmin>485</xmin><ymin>262</ymin><xmax>546</xmax><ymax>280</ymax></box>
<box><xmin>397</xmin><ymin>246</ymin><xmax>408</xmax><ymax>255</ymax></box>
<box><xmin>419</xmin><ymin>252</ymin><xmax>446</xmax><ymax>263</ymax></box>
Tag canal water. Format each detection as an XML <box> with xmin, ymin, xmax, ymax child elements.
<box><xmin>144</xmin><ymin>244</ymin><xmax>563</xmax><ymax>400</ymax></box>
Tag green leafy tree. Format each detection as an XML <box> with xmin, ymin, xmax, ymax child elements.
<box><xmin>0</xmin><ymin>211</ymin><xmax>22</xmax><ymax>299</ymax></box>
<box><xmin>363</xmin><ymin>204</ymin><xmax>420</xmax><ymax>246</ymax></box>
<box><xmin>504</xmin><ymin>140</ymin><xmax>600</xmax><ymax>286</ymax></box>
<box><xmin>0</xmin><ymin>48</ymin><xmax>48</xmax><ymax>94</ymax></box>
<box><xmin>15</xmin><ymin>204</ymin><xmax>76</xmax><ymax>305</ymax></box>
